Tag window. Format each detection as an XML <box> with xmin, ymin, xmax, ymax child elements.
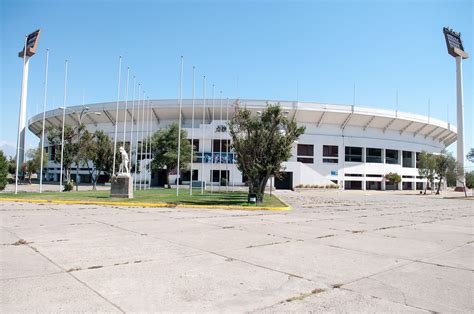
<box><xmin>297</xmin><ymin>144</ymin><xmax>314</xmax><ymax>163</ymax></box>
<box><xmin>403</xmin><ymin>151</ymin><xmax>413</xmax><ymax>168</ymax></box>
<box><xmin>212</xmin><ymin>139</ymin><xmax>230</xmax><ymax>152</ymax></box>
<box><xmin>366</xmin><ymin>148</ymin><xmax>382</xmax><ymax>163</ymax></box>
<box><xmin>323</xmin><ymin>145</ymin><xmax>338</xmax><ymax>163</ymax></box>
<box><xmin>297</xmin><ymin>144</ymin><xmax>314</xmax><ymax>156</ymax></box>
<box><xmin>188</xmin><ymin>139</ymin><xmax>199</xmax><ymax>152</ymax></box>
<box><xmin>416</xmin><ymin>152</ymin><xmax>420</xmax><ymax>168</ymax></box>
<box><xmin>345</xmin><ymin>173</ymin><xmax>363</xmax><ymax>177</ymax></box>
<box><xmin>345</xmin><ymin>146</ymin><xmax>362</xmax><ymax>162</ymax></box>
<box><xmin>297</xmin><ymin>157</ymin><xmax>313</xmax><ymax>163</ymax></box>
<box><xmin>366</xmin><ymin>174</ymin><xmax>383</xmax><ymax>178</ymax></box>
<box><xmin>211</xmin><ymin>170</ymin><xmax>229</xmax><ymax>184</ymax></box>
<box><xmin>386</xmin><ymin>149</ymin><xmax>399</xmax><ymax>164</ymax></box>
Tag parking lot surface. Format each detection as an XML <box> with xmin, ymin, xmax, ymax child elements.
<box><xmin>1</xmin><ymin>190</ymin><xmax>473</xmax><ymax>312</ymax></box>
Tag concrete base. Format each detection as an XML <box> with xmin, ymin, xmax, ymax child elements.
<box><xmin>110</xmin><ymin>174</ymin><xmax>133</xmax><ymax>198</ymax></box>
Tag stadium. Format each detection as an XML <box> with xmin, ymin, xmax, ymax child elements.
<box><xmin>27</xmin><ymin>99</ymin><xmax>457</xmax><ymax>191</ymax></box>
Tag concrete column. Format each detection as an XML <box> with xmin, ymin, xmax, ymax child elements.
<box><xmin>455</xmin><ymin>56</ymin><xmax>465</xmax><ymax>187</ymax></box>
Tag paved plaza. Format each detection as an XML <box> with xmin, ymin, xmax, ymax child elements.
<box><xmin>0</xmin><ymin>190</ymin><xmax>473</xmax><ymax>312</ymax></box>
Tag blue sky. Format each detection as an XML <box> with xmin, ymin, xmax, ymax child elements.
<box><xmin>1</xmin><ymin>0</ymin><xmax>472</xmax><ymax>165</ymax></box>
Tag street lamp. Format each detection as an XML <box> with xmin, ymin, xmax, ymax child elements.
<box><xmin>443</xmin><ymin>27</ymin><xmax>469</xmax><ymax>190</ymax></box>
<box><xmin>15</xmin><ymin>29</ymin><xmax>41</xmax><ymax>194</ymax></box>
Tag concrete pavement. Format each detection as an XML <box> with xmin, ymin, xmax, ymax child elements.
<box><xmin>0</xmin><ymin>190</ymin><xmax>473</xmax><ymax>312</ymax></box>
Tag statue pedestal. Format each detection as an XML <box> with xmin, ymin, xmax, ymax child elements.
<box><xmin>110</xmin><ymin>173</ymin><xmax>133</xmax><ymax>198</ymax></box>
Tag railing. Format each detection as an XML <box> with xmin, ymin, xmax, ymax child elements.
<box><xmin>194</xmin><ymin>152</ymin><xmax>237</xmax><ymax>164</ymax></box>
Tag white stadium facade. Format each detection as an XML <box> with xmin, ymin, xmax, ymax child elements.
<box><xmin>27</xmin><ymin>99</ymin><xmax>457</xmax><ymax>191</ymax></box>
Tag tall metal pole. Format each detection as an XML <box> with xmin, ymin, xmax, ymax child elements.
<box><xmin>190</xmin><ymin>66</ymin><xmax>195</xmax><ymax>195</ymax></box>
<box><xmin>145</xmin><ymin>97</ymin><xmax>151</xmax><ymax>189</ymax></box>
<box><xmin>139</xmin><ymin>91</ymin><xmax>145</xmax><ymax>190</ymax></box>
<box><xmin>148</xmin><ymin>98</ymin><xmax>153</xmax><ymax>189</ymax></box>
<box><xmin>226</xmin><ymin>98</ymin><xmax>229</xmax><ymax>192</ymax></box>
<box><xmin>176</xmin><ymin>56</ymin><xmax>184</xmax><ymax>196</ymax></box>
<box><xmin>201</xmin><ymin>76</ymin><xmax>206</xmax><ymax>194</ymax></box>
<box><xmin>219</xmin><ymin>91</ymin><xmax>223</xmax><ymax>192</ymax></box>
<box><xmin>14</xmin><ymin>36</ymin><xmax>29</xmax><ymax>194</ymax></box>
<box><xmin>456</xmin><ymin>56</ymin><xmax>465</xmax><ymax>187</ymax></box>
<box><xmin>59</xmin><ymin>60</ymin><xmax>68</xmax><ymax>192</ymax></box>
<box><xmin>134</xmin><ymin>84</ymin><xmax>141</xmax><ymax>191</ymax></box>
<box><xmin>112</xmin><ymin>56</ymin><xmax>122</xmax><ymax>177</ymax></box>
<box><xmin>122</xmin><ymin>67</ymin><xmax>130</xmax><ymax>147</ymax></box>
<box><xmin>129</xmin><ymin>76</ymin><xmax>136</xmax><ymax>173</ymax></box>
<box><xmin>39</xmin><ymin>49</ymin><xmax>49</xmax><ymax>193</ymax></box>
<box><xmin>210</xmin><ymin>84</ymin><xmax>215</xmax><ymax>193</ymax></box>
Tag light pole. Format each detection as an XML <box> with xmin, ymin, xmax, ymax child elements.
<box><xmin>15</xmin><ymin>30</ymin><xmax>41</xmax><ymax>194</ymax></box>
<box><xmin>443</xmin><ymin>27</ymin><xmax>469</xmax><ymax>190</ymax></box>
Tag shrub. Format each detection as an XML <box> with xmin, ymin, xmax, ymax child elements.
<box><xmin>0</xmin><ymin>150</ymin><xmax>7</xmax><ymax>191</ymax></box>
<box><xmin>63</xmin><ymin>180</ymin><xmax>75</xmax><ymax>192</ymax></box>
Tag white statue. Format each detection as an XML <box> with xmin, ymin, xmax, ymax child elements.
<box><xmin>118</xmin><ymin>146</ymin><xmax>129</xmax><ymax>174</ymax></box>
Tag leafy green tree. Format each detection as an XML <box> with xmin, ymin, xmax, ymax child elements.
<box><xmin>84</xmin><ymin>130</ymin><xmax>114</xmax><ymax>190</ymax></box>
<box><xmin>229</xmin><ymin>103</ymin><xmax>305</xmax><ymax>203</ymax></box>
<box><xmin>22</xmin><ymin>147</ymin><xmax>47</xmax><ymax>184</ymax></box>
<box><xmin>466</xmin><ymin>171</ymin><xmax>474</xmax><ymax>189</ymax></box>
<box><xmin>48</xmin><ymin>125</ymin><xmax>76</xmax><ymax>185</ymax></box>
<box><xmin>7</xmin><ymin>157</ymin><xmax>16</xmax><ymax>176</ymax></box>
<box><xmin>418</xmin><ymin>151</ymin><xmax>436</xmax><ymax>194</ymax></box>
<box><xmin>150</xmin><ymin>123</ymin><xmax>191</xmax><ymax>188</ymax></box>
<box><xmin>434</xmin><ymin>150</ymin><xmax>456</xmax><ymax>194</ymax></box>
<box><xmin>384</xmin><ymin>172</ymin><xmax>401</xmax><ymax>187</ymax></box>
<box><xmin>0</xmin><ymin>150</ymin><xmax>8</xmax><ymax>191</ymax></box>
<box><xmin>467</xmin><ymin>148</ymin><xmax>474</xmax><ymax>163</ymax></box>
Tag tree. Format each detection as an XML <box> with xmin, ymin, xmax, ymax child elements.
<box><xmin>24</xmin><ymin>147</ymin><xmax>47</xmax><ymax>183</ymax></box>
<box><xmin>384</xmin><ymin>172</ymin><xmax>401</xmax><ymax>187</ymax></box>
<box><xmin>466</xmin><ymin>171</ymin><xmax>474</xmax><ymax>189</ymax></box>
<box><xmin>467</xmin><ymin>148</ymin><xmax>474</xmax><ymax>163</ymax></box>
<box><xmin>0</xmin><ymin>150</ymin><xmax>8</xmax><ymax>191</ymax></box>
<box><xmin>229</xmin><ymin>103</ymin><xmax>305</xmax><ymax>203</ymax></box>
<box><xmin>84</xmin><ymin>130</ymin><xmax>114</xmax><ymax>190</ymax></box>
<box><xmin>47</xmin><ymin>125</ymin><xmax>76</xmax><ymax>185</ymax></box>
<box><xmin>7</xmin><ymin>157</ymin><xmax>16</xmax><ymax>176</ymax></box>
<box><xmin>150</xmin><ymin>123</ymin><xmax>191</xmax><ymax>188</ymax></box>
<box><xmin>434</xmin><ymin>150</ymin><xmax>456</xmax><ymax>194</ymax></box>
<box><xmin>417</xmin><ymin>151</ymin><xmax>436</xmax><ymax>194</ymax></box>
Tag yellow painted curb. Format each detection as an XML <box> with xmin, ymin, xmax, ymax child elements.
<box><xmin>0</xmin><ymin>197</ymin><xmax>290</xmax><ymax>211</ymax></box>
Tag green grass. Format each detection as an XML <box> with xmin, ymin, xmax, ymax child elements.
<box><xmin>0</xmin><ymin>188</ymin><xmax>286</xmax><ymax>207</ymax></box>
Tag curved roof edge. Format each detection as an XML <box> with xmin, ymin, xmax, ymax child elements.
<box><xmin>28</xmin><ymin>99</ymin><xmax>457</xmax><ymax>147</ymax></box>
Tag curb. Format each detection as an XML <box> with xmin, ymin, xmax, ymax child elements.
<box><xmin>0</xmin><ymin>197</ymin><xmax>291</xmax><ymax>211</ymax></box>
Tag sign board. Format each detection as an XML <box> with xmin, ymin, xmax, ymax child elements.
<box><xmin>18</xmin><ymin>29</ymin><xmax>41</xmax><ymax>58</ymax></box>
<box><xmin>443</xmin><ymin>27</ymin><xmax>468</xmax><ymax>59</ymax></box>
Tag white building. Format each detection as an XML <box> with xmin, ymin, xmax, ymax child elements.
<box><xmin>28</xmin><ymin>99</ymin><xmax>456</xmax><ymax>191</ymax></box>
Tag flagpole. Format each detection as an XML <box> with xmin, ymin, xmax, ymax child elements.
<box><xmin>219</xmin><ymin>91</ymin><xmax>223</xmax><ymax>192</ymax></box>
<box><xmin>145</xmin><ymin>97</ymin><xmax>151</xmax><ymax>189</ymax></box>
<box><xmin>129</xmin><ymin>76</ymin><xmax>136</xmax><ymax>174</ymax></box>
<box><xmin>226</xmin><ymin>97</ymin><xmax>229</xmax><ymax>192</ymax></box>
<box><xmin>122</xmin><ymin>66</ymin><xmax>130</xmax><ymax>147</ymax></box>
<box><xmin>39</xmin><ymin>49</ymin><xmax>49</xmax><ymax>193</ymax></box>
<box><xmin>139</xmin><ymin>91</ymin><xmax>145</xmax><ymax>190</ymax></box>
<box><xmin>59</xmin><ymin>59</ymin><xmax>68</xmax><ymax>192</ymax></box>
<box><xmin>210</xmin><ymin>84</ymin><xmax>215</xmax><ymax>193</ymax></box>
<box><xmin>148</xmin><ymin>98</ymin><xmax>153</xmax><ymax>189</ymax></box>
<box><xmin>176</xmin><ymin>56</ymin><xmax>184</xmax><ymax>196</ymax></box>
<box><xmin>201</xmin><ymin>76</ymin><xmax>206</xmax><ymax>194</ymax></box>
<box><xmin>134</xmin><ymin>84</ymin><xmax>141</xmax><ymax>191</ymax></box>
<box><xmin>112</xmin><ymin>56</ymin><xmax>122</xmax><ymax>177</ymax></box>
<box><xmin>190</xmin><ymin>66</ymin><xmax>195</xmax><ymax>195</ymax></box>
